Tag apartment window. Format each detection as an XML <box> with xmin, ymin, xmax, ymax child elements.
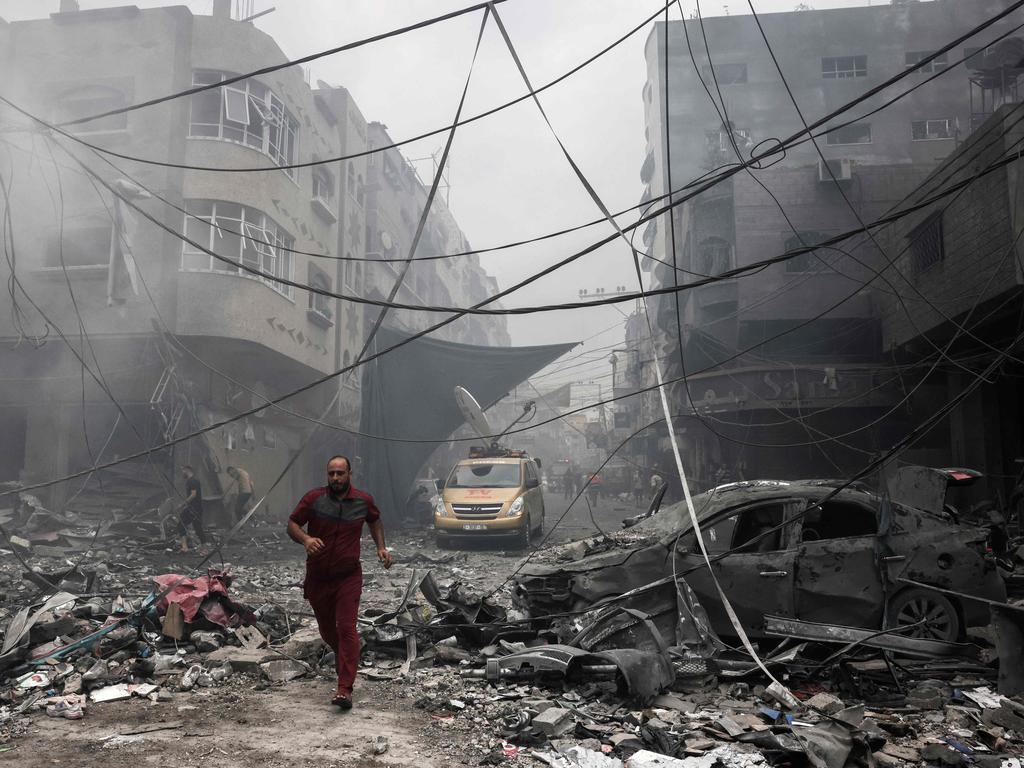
<box><xmin>912</xmin><ymin>118</ymin><xmax>954</xmax><ymax>141</ymax></box>
<box><xmin>307</xmin><ymin>266</ymin><xmax>333</xmax><ymax>321</ymax></box>
<box><xmin>356</xmin><ymin>175</ymin><xmax>365</xmax><ymax>207</ymax></box>
<box><xmin>312</xmin><ymin>167</ymin><xmax>335</xmax><ymax>204</ymax></box>
<box><xmin>822</xmin><ymin>56</ymin><xmax>867</xmax><ymax>79</ymax></box>
<box><xmin>909</xmin><ymin>211</ymin><xmax>944</xmax><ymax>273</ymax></box>
<box><xmin>181</xmin><ymin>200</ymin><xmax>294</xmax><ymax>299</ymax></box>
<box><xmin>46</xmin><ymin>224</ymin><xmax>112</xmax><ymax>268</ymax></box>
<box><xmin>188</xmin><ymin>71</ymin><xmax>299</xmax><ymax>178</ymax></box>
<box><xmin>57</xmin><ymin>86</ymin><xmax>127</xmax><ymax>134</ymax></box>
<box><xmin>697</xmin><ymin>237</ymin><xmax>732</xmax><ymax>275</ymax></box>
<box><xmin>825</xmin><ymin>122</ymin><xmax>871</xmax><ymax>145</ymax></box>
<box><xmin>701</xmin><ymin>63</ymin><xmax>748</xmax><ymax>85</ymax></box>
<box><xmin>905</xmin><ymin>50</ymin><xmax>947</xmax><ymax>74</ymax></box>
<box><xmin>784</xmin><ymin>232</ymin><xmax>825</xmax><ymax>273</ymax></box>
<box><xmin>347</xmin><ymin>163</ymin><xmax>355</xmax><ymax>195</ymax></box>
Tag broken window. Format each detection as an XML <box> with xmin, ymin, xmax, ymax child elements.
<box><xmin>824</xmin><ymin>122</ymin><xmax>871</xmax><ymax>145</ymax></box>
<box><xmin>180</xmin><ymin>199</ymin><xmax>294</xmax><ymax>299</ymax></box>
<box><xmin>911</xmin><ymin>119</ymin><xmax>954</xmax><ymax>141</ymax></box>
<box><xmin>909</xmin><ymin>210</ymin><xmax>944</xmax><ymax>273</ymax></box>
<box><xmin>905</xmin><ymin>50</ymin><xmax>947</xmax><ymax>74</ymax></box>
<box><xmin>799</xmin><ymin>501</ymin><xmax>876</xmax><ymax>541</ymax></box>
<box><xmin>697</xmin><ymin>237</ymin><xmax>732</xmax><ymax>275</ymax></box>
<box><xmin>188</xmin><ymin>70</ymin><xmax>298</xmax><ymax>178</ymax></box>
<box><xmin>732</xmin><ymin>503</ymin><xmax>786</xmax><ymax>552</ymax></box>
<box><xmin>783</xmin><ymin>231</ymin><xmax>826</xmax><ymax>273</ymax></box>
<box><xmin>821</xmin><ymin>56</ymin><xmax>867</xmax><ymax>79</ymax></box>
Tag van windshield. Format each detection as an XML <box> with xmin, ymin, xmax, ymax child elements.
<box><xmin>447</xmin><ymin>463</ymin><xmax>521</xmax><ymax>489</ymax></box>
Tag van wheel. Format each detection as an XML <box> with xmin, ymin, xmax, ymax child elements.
<box><xmin>516</xmin><ymin>521</ymin><xmax>532</xmax><ymax>549</ymax></box>
<box><xmin>887</xmin><ymin>588</ymin><xmax>960</xmax><ymax>642</ymax></box>
<box><xmin>434</xmin><ymin>533</ymin><xmax>451</xmax><ymax>550</ymax></box>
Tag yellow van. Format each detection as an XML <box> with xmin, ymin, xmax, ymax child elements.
<box><xmin>434</xmin><ymin>454</ymin><xmax>545</xmax><ymax>548</ymax></box>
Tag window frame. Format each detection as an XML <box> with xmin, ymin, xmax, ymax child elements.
<box><xmin>188</xmin><ymin>70</ymin><xmax>299</xmax><ymax>179</ymax></box>
<box><xmin>905</xmin><ymin>50</ymin><xmax>948</xmax><ymax>74</ymax></box>
<box><xmin>57</xmin><ymin>85</ymin><xmax>128</xmax><ymax>136</ymax></box>
<box><xmin>911</xmin><ymin>118</ymin><xmax>954</xmax><ymax>142</ymax></box>
<box><xmin>824</xmin><ymin>122</ymin><xmax>872</xmax><ymax>146</ymax></box>
<box><xmin>783</xmin><ymin>231</ymin><xmax>826</xmax><ymax>273</ymax></box>
<box><xmin>821</xmin><ymin>55</ymin><xmax>867</xmax><ymax>79</ymax></box>
<box><xmin>798</xmin><ymin>499</ymin><xmax>878</xmax><ymax>542</ymax></box>
<box><xmin>180</xmin><ymin>199</ymin><xmax>295</xmax><ymax>300</ymax></box>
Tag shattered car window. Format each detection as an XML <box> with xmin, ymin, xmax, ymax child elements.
<box><xmin>801</xmin><ymin>500</ymin><xmax>877</xmax><ymax>541</ymax></box>
<box><xmin>732</xmin><ymin>503</ymin><xmax>786</xmax><ymax>552</ymax></box>
<box><xmin>446</xmin><ymin>463</ymin><xmax>522</xmax><ymax>489</ymax></box>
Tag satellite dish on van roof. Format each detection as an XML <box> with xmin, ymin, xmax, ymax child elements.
<box><xmin>454</xmin><ymin>386</ymin><xmax>493</xmax><ymax>442</ymax></box>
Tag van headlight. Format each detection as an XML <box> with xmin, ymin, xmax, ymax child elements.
<box><xmin>506</xmin><ymin>496</ymin><xmax>524</xmax><ymax>517</ymax></box>
<box><xmin>434</xmin><ymin>498</ymin><xmax>449</xmax><ymax>518</ymax></box>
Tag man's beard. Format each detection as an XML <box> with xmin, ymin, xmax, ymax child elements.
<box><xmin>329</xmin><ymin>480</ymin><xmax>350</xmax><ymax>495</ymax></box>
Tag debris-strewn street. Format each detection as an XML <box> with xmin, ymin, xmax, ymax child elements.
<box><xmin>4</xmin><ymin>1</ymin><xmax>1024</xmax><ymax>767</ymax></box>
<box><xmin>3</xmin><ymin>486</ymin><xmax>1024</xmax><ymax>768</ymax></box>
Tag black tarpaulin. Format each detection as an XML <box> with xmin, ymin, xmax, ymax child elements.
<box><xmin>359</xmin><ymin>327</ymin><xmax>576</xmax><ymax>517</ymax></box>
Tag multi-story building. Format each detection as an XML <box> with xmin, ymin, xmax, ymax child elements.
<box><xmin>0</xmin><ymin>0</ymin><xmax>507</xmax><ymax>518</ymax></box>
<box><xmin>363</xmin><ymin>121</ymin><xmax>510</xmax><ymax>347</ymax></box>
<box><xmin>878</xmin><ymin>103</ymin><xmax>1024</xmax><ymax>501</ymax></box>
<box><xmin>640</xmin><ymin>1</ymin><xmax>1021</xmax><ymax>487</ymax></box>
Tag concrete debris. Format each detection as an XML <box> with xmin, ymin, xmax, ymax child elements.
<box><xmin>0</xmin><ymin>522</ymin><xmax>1021</xmax><ymax>767</ymax></box>
<box><xmin>259</xmin><ymin>659</ymin><xmax>307</xmax><ymax>683</ymax></box>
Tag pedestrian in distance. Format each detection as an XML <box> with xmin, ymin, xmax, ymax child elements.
<box><xmin>587</xmin><ymin>472</ymin><xmax>603</xmax><ymax>508</ymax></box>
<box><xmin>225</xmin><ymin>465</ymin><xmax>254</xmax><ymax>525</ymax></box>
<box><xmin>286</xmin><ymin>455</ymin><xmax>393</xmax><ymax>710</ymax></box>
<box><xmin>177</xmin><ymin>465</ymin><xmax>210</xmax><ymax>555</ymax></box>
<box><xmin>633</xmin><ymin>471</ymin><xmax>644</xmax><ymax>507</ymax></box>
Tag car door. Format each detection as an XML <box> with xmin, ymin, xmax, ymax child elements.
<box><xmin>677</xmin><ymin>500</ymin><xmax>800</xmax><ymax>636</ymax></box>
<box><xmin>792</xmin><ymin>496</ymin><xmax>885</xmax><ymax>628</ymax></box>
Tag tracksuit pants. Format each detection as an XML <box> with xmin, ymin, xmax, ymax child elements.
<box><xmin>306</xmin><ymin>565</ymin><xmax>362</xmax><ymax>696</ymax></box>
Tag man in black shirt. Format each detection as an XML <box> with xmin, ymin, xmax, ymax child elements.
<box><xmin>177</xmin><ymin>465</ymin><xmax>209</xmax><ymax>554</ymax></box>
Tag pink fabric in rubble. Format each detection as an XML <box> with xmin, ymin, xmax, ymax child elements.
<box><xmin>153</xmin><ymin>570</ymin><xmax>231</xmax><ymax>623</ymax></box>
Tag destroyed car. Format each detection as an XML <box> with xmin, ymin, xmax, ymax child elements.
<box><xmin>515</xmin><ymin>480</ymin><xmax>1006</xmax><ymax>642</ymax></box>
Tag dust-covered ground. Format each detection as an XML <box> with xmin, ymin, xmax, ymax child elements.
<box><xmin>0</xmin><ymin>494</ymin><xmax>639</xmax><ymax>768</ymax></box>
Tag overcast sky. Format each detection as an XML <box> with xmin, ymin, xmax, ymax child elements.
<box><xmin>0</xmin><ymin>0</ymin><xmax>875</xmax><ymax>387</ymax></box>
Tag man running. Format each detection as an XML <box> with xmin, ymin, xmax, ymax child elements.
<box><xmin>287</xmin><ymin>456</ymin><xmax>393</xmax><ymax>710</ymax></box>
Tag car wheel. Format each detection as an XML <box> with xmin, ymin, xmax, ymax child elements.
<box><xmin>434</xmin><ymin>532</ymin><xmax>451</xmax><ymax>550</ymax></box>
<box><xmin>535</xmin><ymin>511</ymin><xmax>544</xmax><ymax>535</ymax></box>
<box><xmin>887</xmin><ymin>588</ymin><xmax>961</xmax><ymax>642</ymax></box>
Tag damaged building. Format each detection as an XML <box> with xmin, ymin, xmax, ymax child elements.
<box><xmin>633</xmin><ymin>0</ymin><xmax>1023</xmax><ymax>489</ymax></box>
<box><xmin>0</xmin><ymin>0</ymin><xmax>508</xmax><ymax>519</ymax></box>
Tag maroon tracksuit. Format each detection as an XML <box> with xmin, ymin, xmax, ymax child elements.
<box><xmin>289</xmin><ymin>485</ymin><xmax>380</xmax><ymax>697</ymax></box>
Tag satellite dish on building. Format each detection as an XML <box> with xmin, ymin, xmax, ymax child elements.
<box><xmin>454</xmin><ymin>386</ymin><xmax>493</xmax><ymax>442</ymax></box>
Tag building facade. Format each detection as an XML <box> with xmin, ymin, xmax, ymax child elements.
<box><xmin>639</xmin><ymin>1</ymin><xmax>1021</xmax><ymax>488</ymax></box>
<box><xmin>0</xmin><ymin>1</ymin><xmax>508</xmax><ymax>518</ymax></box>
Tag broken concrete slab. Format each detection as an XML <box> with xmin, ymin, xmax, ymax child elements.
<box><xmin>533</xmin><ymin>707</ymin><xmax>574</xmax><ymax>737</ymax></box>
<box><xmin>205</xmin><ymin>646</ymin><xmax>275</xmax><ymax>673</ymax></box>
<box><xmin>259</xmin><ymin>659</ymin><xmax>307</xmax><ymax>683</ymax></box>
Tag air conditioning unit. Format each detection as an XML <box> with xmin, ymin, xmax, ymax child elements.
<box><xmin>818</xmin><ymin>158</ymin><xmax>853</xmax><ymax>183</ymax></box>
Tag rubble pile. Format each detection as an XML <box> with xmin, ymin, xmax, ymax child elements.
<box><xmin>1</xmin><ymin>505</ymin><xmax>1024</xmax><ymax>766</ymax></box>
